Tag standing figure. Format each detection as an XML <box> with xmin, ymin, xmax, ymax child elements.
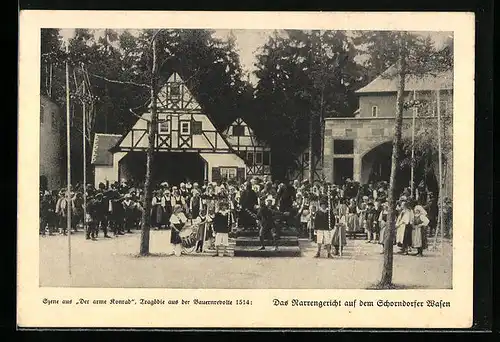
<box><xmin>189</xmin><ymin>189</ymin><xmax>202</xmax><ymax>221</ymax></box>
<box><xmin>411</xmin><ymin>205</ymin><xmax>429</xmax><ymax>256</ymax></box>
<box><xmin>55</xmin><ymin>189</ymin><xmax>73</xmax><ymax>235</ymax></box>
<box><xmin>257</xmin><ymin>195</ymin><xmax>282</xmax><ymax>251</ymax></box>
<box><xmin>313</xmin><ymin>199</ymin><xmax>335</xmax><ymax>258</ymax></box>
<box><xmin>331</xmin><ymin>205</ymin><xmax>347</xmax><ymax>256</ymax></box>
<box><xmin>169</xmin><ymin>204</ymin><xmax>187</xmax><ymax>257</ymax></box>
<box><xmin>346</xmin><ymin>198</ymin><xmax>359</xmax><ymax>233</ymax></box>
<box><xmin>171</xmin><ymin>186</ymin><xmax>187</xmax><ymax>213</ymax></box>
<box><xmin>151</xmin><ymin>190</ymin><xmax>164</xmax><ymax>230</ymax></box>
<box><xmin>212</xmin><ymin>201</ymin><xmax>233</xmax><ymax>257</ymax></box>
<box><xmin>378</xmin><ymin>202</ymin><xmax>392</xmax><ymax>253</ymax></box>
<box><xmin>357</xmin><ymin>196</ymin><xmax>369</xmax><ymax>237</ymax></box>
<box><xmin>365</xmin><ymin>202</ymin><xmax>377</xmax><ymax>243</ymax></box>
<box><xmin>85</xmin><ymin>194</ymin><xmax>101</xmax><ymax>240</ymax></box>
<box><xmin>72</xmin><ymin>192</ymin><xmax>84</xmax><ymax>232</ymax></box>
<box><xmin>395</xmin><ymin>200</ymin><xmax>414</xmax><ymax>254</ymax></box>
<box><xmin>122</xmin><ymin>194</ymin><xmax>136</xmax><ymax>234</ymax></box>
<box><xmin>239</xmin><ymin>182</ymin><xmax>258</xmax><ymax>231</ymax></box>
<box><xmin>161</xmin><ymin>189</ymin><xmax>172</xmax><ymax>229</ymax></box>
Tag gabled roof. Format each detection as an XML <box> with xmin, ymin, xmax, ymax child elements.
<box><xmin>356</xmin><ymin>66</ymin><xmax>453</xmax><ymax>94</ymax></box>
<box><xmin>91</xmin><ymin>133</ymin><xmax>122</xmax><ymax>166</ymax></box>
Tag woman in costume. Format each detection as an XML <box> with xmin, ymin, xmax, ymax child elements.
<box><xmin>378</xmin><ymin>202</ymin><xmax>391</xmax><ymax>253</ymax></box>
<box><xmin>169</xmin><ymin>204</ymin><xmax>187</xmax><ymax>257</ymax></box>
<box><xmin>395</xmin><ymin>200</ymin><xmax>414</xmax><ymax>254</ymax></box>
<box><xmin>151</xmin><ymin>190</ymin><xmax>164</xmax><ymax>230</ymax></box>
<box><xmin>411</xmin><ymin>205</ymin><xmax>429</xmax><ymax>256</ymax></box>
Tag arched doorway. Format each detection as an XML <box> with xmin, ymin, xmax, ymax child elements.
<box><xmin>361</xmin><ymin>141</ymin><xmax>439</xmax><ymax>199</ymax></box>
<box><xmin>361</xmin><ymin>142</ymin><xmax>410</xmax><ymax>196</ymax></box>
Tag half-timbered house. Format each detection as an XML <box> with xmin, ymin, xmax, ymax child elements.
<box><xmin>286</xmin><ymin>148</ymin><xmax>324</xmax><ymax>182</ymax></box>
<box><xmin>92</xmin><ymin>73</ymin><xmax>247</xmax><ymax>186</ymax></box>
<box><xmin>222</xmin><ymin>118</ymin><xmax>272</xmax><ymax>180</ymax></box>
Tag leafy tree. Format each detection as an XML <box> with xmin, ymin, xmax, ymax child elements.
<box><xmin>252</xmin><ymin>30</ymin><xmax>364</xmax><ymax>180</ymax></box>
<box><xmin>354</xmin><ymin>31</ymin><xmax>453</xmax><ymax>288</ymax></box>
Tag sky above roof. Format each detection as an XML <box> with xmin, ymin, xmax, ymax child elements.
<box><xmin>59</xmin><ymin>29</ymin><xmax>452</xmax><ymax>85</ymax></box>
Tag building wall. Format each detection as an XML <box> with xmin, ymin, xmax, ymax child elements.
<box><xmin>94</xmin><ymin>166</ymin><xmax>116</xmax><ymax>188</ymax></box>
<box><xmin>40</xmin><ymin>95</ymin><xmax>63</xmax><ymax>190</ymax></box>
<box><xmin>323</xmin><ymin>116</ymin><xmax>453</xmax><ymax>195</ymax></box>
<box><xmin>358</xmin><ymin>90</ymin><xmax>453</xmax><ymax>118</ymax></box>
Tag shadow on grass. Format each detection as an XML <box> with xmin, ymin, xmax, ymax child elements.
<box><xmin>366</xmin><ymin>283</ymin><xmax>433</xmax><ymax>290</ymax></box>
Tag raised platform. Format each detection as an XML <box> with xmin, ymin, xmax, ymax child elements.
<box><xmin>232</xmin><ymin>227</ymin><xmax>301</xmax><ymax>257</ymax></box>
<box><xmin>346</xmin><ymin>231</ymin><xmax>368</xmax><ymax>239</ymax></box>
<box><xmin>233</xmin><ymin>245</ymin><xmax>301</xmax><ymax>257</ymax></box>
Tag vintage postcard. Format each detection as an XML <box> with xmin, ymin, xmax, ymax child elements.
<box><xmin>18</xmin><ymin>11</ymin><xmax>475</xmax><ymax>329</ymax></box>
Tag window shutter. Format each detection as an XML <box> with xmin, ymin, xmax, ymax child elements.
<box><xmin>237</xmin><ymin>167</ymin><xmax>246</xmax><ymax>182</ymax></box>
<box><xmin>212</xmin><ymin>167</ymin><xmax>221</xmax><ymax>183</ymax></box>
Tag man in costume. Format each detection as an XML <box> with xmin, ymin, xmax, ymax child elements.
<box><xmin>313</xmin><ymin>198</ymin><xmax>335</xmax><ymax>258</ymax></box>
<box><xmin>257</xmin><ymin>195</ymin><xmax>285</xmax><ymax>251</ymax></box>
<box><xmin>239</xmin><ymin>182</ymin><xmax>258</xmax><ymax>231</ymax></box>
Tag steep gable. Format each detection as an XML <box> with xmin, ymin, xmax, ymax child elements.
<box><xmin>115</xmin><ymin>73</ymin><xmax>238</xmax><ymax>154</ymax></box>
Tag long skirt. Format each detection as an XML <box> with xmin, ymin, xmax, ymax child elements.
<box><xmin>347</xmin><ymin>213</ymin><xmax>358</xmax><ymax>232</ymax></box>
<box><xmin>379</xmin><ymin>222</ymin><xmax>396</xmax><ymax>245</ymax></box>
<box><xmin>411</xmin><ymin>225</ymin><xmax>428</xmax><ymax>249</ymax></box>
<box><xmin>331</xmin><ymin>225</ymin><xmax>347</xmax><ymax>247</ymax></box>
<box><xmin>150</xmin><ymin>204</ymin><xmax>163</xmax><ymax>227</ymax></box>
<box><xmin>396</xmin><ymin>224</ymin><xmax>412</xmax><ymax>247</ymax></box>
<box><xmin>170</xmin><ymin>224</ymin><xmax>183</xmax><ymax>245</ymax></box>
<box><xmin>161</xmin><ymin>205</ymin><xmax>172</xmax><ymax>226</ymax></box>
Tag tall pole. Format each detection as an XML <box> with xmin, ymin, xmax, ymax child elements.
<box><xmin>410</xmin><ymin>90</ymin><xmax>416</xmax><ymax>198</ymax></box>
<box><xmin>65</xmin><ymin>42</ymin><xmax>72</xmax><ymax>276</ymax></box>
<box><xmin>82</xmin><ymin>75</ymin><xmax>87</xmax><ymax>236</ymax></box>
<box><xmin>437</xmin><ymin>89</ymin><xmax>444</xmax><ymax>255</ymax></box>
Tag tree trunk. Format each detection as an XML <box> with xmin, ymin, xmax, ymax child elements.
<box><xmin>379</xmin><ymin>34</ymin><xmax>407</xmax><ymax>288</ymax></box>
<box><xmin>139</xmin><ymin>35</ymin><xmax>159</xmax><ymax>256</ymax></box>
<box><xmin>308</xmin><ymin>114</ymin><xmax>314</xmax><ymax>184</ymax></box>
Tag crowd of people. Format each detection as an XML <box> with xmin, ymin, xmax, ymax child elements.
<box><xmin>39</xmin><ymin>176</ymin><xmax>453</xmax><ymax>258</ymax></box>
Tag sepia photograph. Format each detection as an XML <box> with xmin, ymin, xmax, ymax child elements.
<box><xmin>38</xmin><ymin>27</ymin><xmax>454</xmax><ymax>289</ymax></box>
<box><xmin>18</xmin><ymin>10</ymin><xmax>475</xmax><ymax>329</ymax></box>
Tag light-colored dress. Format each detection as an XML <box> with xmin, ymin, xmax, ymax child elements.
<box><xmin>412</xmin><ymin>215</ymin><xmax>429</xmax><ymax>248</ymax></box>
<box><xmin>395</xmin><ymin>209</ymin><xmax>413</xmax><ymax>246</ymax></box>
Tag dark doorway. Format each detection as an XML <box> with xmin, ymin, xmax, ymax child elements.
<box><xmin>120</xmin><ymin>152</ymin><xmax>205</xmax><ymax>187</ymax></box>
<box><xmin>333</xmin><ymin>158</ymin><xmax>354</xmax><ymax>185</ymax></box>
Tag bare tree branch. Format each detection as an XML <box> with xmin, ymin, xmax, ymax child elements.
<box><xmin>129</xmin><ymin>108</ymin><xmax>151</xmax><ymax>122</ymax></box>
<box><xmin>88</xmin><ymin>72</ymin><xmax>151</xmax><ymax>89</ymax></box>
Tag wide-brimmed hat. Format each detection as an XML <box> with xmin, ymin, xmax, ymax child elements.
<box><xmin>160</xmin><ymin>182</ymin><xmax>169</xmax><ymax>187</ymax></box>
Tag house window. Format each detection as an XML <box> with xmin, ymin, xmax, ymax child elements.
<box><xmin>158</xmin><ymin>120</ymin><xmax>170</xmax><ymax>134</ymax></box>
<box><xmin>232</xmin><ymin>125</ymin><xmax>245</xmax><ymax>136</ymax></box>
<box><xmin>255</xmin><ymin>151</ymin><xmax>263</xmax><ymax>165</ymax></box>
<box><xmin>170</xmin><ymin>84</ymin><xmax>181</xmax><ymax>96</ymax></box>
<box><xmin>180</xmin><ymin>121</ymin><xmax>191</xmax><ymax>135</ymax></box>
<box><xmin>192</xmin><ymin>121</ymin><xmax>203</xmax><ymax>135</ymax></box>
<box><xmin>263</xmin><ymin>151</ymin><xmax>271</xmax><ymax>166</ymax></box>
<box><xmin>371</xmin><ymin>106</ymin><xmax>379</xmax><ymax>117</ymax></box>
<box><xmin>334</xmin><ymin>139</ymin><xmax>354</xmax><ymax>155</ymax></box>
<box><xmin>247</xmin><ymin>151</ymin><xmax>254</xmax><ymax>165</ymax></box>
<box><xmin>303</xmin><ymin>152</ymin><xmax>310</xmax><ymax>162</ymax></box>
<box><xmin>220</xmin><ymin>167</ymin><xmax>237</xmax><ymax>180</ymax></box>
<box><xmin>51</xmin><ymin>111</ymin><xmax>57</xmax><ymax>133</ymax></box>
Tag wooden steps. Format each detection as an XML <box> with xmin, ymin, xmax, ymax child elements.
<box><xmin>233</xmin><ymin>245</ymin><xmax>302</xmax><ymax>257</ymax></box>
<box><xmin>235</xmin><ymin>236</ymin><xmax>299</xmax><ymax>247</ymax></box>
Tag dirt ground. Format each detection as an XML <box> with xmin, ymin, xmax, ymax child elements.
<box><xmin>39</xmin><ymin>230</ymin><xmax>453</xmax><ymax>289</ymax></box>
